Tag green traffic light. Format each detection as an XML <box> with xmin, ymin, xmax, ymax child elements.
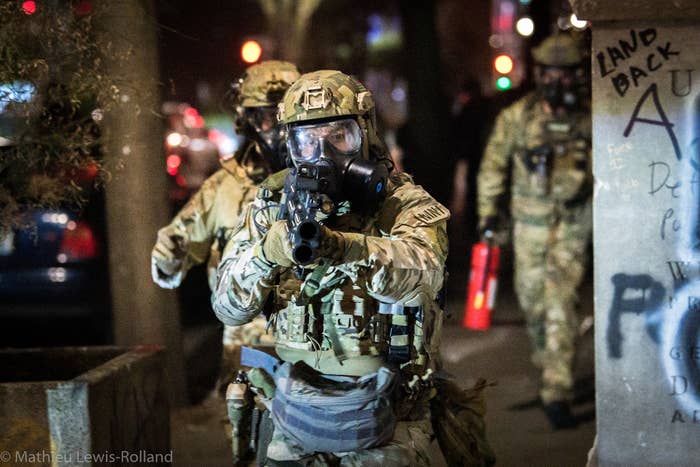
<box><xmin>496</xmin><ymin>76</ymin><xmax>512</xmax><ymax>91</ymax></box>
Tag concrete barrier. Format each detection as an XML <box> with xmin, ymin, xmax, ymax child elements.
<box><xmin>0</xmin><ymin>346</ymin><xmax>170</xmax><ymax>466</ymax></box>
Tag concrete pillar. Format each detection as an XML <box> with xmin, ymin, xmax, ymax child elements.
<box><xmin>572</xmin><ymin>1</ymin><xmax>700</xmax><ymax>464</ymax></box>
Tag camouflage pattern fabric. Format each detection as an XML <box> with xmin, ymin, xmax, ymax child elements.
<box><xmin>222</xmin><ymin>315</ymin><xmax>273</xmax><ymax>347</ymax></box>
<box><xmin>238</xmin><ymin>60</ymin><xmax>300</xmax><ymax>108</ymax></box>
<box><xmin>150</xmin><ymin>147</ymin><xmax>272</xmax><ymax>391</ymax></box>
<box><xmin>213</xmin><ymin>171</ymin><xmax>448</xmax><ymax>374</ymax></box>
<box><xmin>478</xmin><ymin>92</ymin><xmax>591</xmax><ymax>224</ymax></box>
<box><xmin>532</xmin><ymin>33</ymin><xmax>584</xmax><ymax>67</ymax></box>
<box><xmin>151</xmin><ymin>59</ymin><xmax>299</xmax><ymax>290</ymax></box>
<box><xmin>277</xmin><ymin>70</ymin><xmax>374</xmax><ymax>124</ymax></box>
<box><xmin>478</xmin><ymin>93</ymin><xmax>592</xmax><ymax>404</ymax></box>
<box><xmin>513</xmin><ymin>208</ymin><xmax>591</xmax><ymax>403</ymax></box>
<box><xmin>430</xmin><ymin>377</ymin><xmax>496</xmax><ymax>466</ymax></box>
<box><xmin>151</xmin><ymin>155</ymin><xmax>259</xmax><ymax>290</ymax></box>
<box><xmin>212</xmin><ymin>171</ymin><xmax>449</xmax><ymax>463</ymax></box>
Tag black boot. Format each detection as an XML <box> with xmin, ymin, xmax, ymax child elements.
<box><xmin>542</xmin><ymin>400</ymin><xmax>578</xmax><ymax>430</ymax></box>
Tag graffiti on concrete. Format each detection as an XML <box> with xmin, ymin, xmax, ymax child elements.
<box><xmin>624</xmin><ymin>83</ymin><xmax>682</xmax><ymax>159</ymax></box>
<box><xmin>670</xmin><ymin>69</ymin><xmax>693</xmax><ymax>97</ymax></box>
<box><xmin>600</xmin><ymin>35</ymin><xmax>700</xmax><ymax>422</ymax></box>
<box><xmin>597</xmin><ymin>28</ymin><xmax>679</xmax><ymax>97</ymax></box>
<box><xmin>606</xmin><ymin>273</ymin><xmax>665</xmax><ymax>358</ymax></box>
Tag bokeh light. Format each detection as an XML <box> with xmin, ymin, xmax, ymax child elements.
<box><xmin>241</xmin><ymin>40</ymin><xmax>262</xmax><ymax>64</ymax></box>
<box><xmin>494</xmin><ymin>54</ymin><xmax>514</xmax><ymax>75</ymax></box>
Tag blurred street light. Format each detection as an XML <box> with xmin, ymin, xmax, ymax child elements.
<box><xmin>516</xmin><ymin>16</ymin><xmax>534</xmax><ymax>37</ymax></box>
<box><xmin>494</xmin><ymin>54</ymin><xmax>514</xmax><ymax>74</ymax></box>
<box><xmin>488</xmin><ymin>34</ymin><xmax>504</xmax><ymax>48</ymax></box>
<box><xmin>241</xmin><ymin>40</ymin><xmax>262</xmax><ymax>64</ymax></box>
<box><xmin>166</xmin><ymin>132</ymin><xmax>183</xmax><ymax>147</ymax></box>
<box><xmin>166</xmin><ymin>154</ymin><xmax>181</xmax><ymax>176</ymax></box>
<box><xmin>21</xmin><ymin>1</ymin><xmax>36</xmax><ymax>15</ymax></box>
<box><xmin>570</xmin><ymin>14</ymin><xmax>588</xmax><ymax>30</ymax></box>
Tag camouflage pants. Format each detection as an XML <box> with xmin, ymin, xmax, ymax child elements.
<box><xmin>265</xmin><ymin>405</ymin><xmax>433</xmax><ymax>466</ymax></box>
<box><xmin>512</xmin><ymin>208</ymin><xmax>591</xmax><ymax>403</ymax></box>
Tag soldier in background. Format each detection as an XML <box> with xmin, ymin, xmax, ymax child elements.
<box><xmin>478</xmin><ymin>32</ymin><xmax>592</xmax><ymax>429</ymax></box>
<box><xmin>151</xmin><ymin>60</ymin><xmax>300</xmax><ymax>394</ymax></box>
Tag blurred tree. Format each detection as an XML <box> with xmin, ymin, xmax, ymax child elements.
<box><xmin>303</xmin><ymin>0</ymin><xmax>370</xmax><ymax>74</ymax></box>
<box><xmin>398</xmin><ymin>0</ymin><xmax>452</xmax><ymax>206</ymax></box>
<box><xmin>95</xmin><ymin>0</ymin><xmax>186</xmax><ymax>406</ymax></box>
<box><xmin>0</xmin><ymin>2</ymin><xmax>120</xmax><ymax>230</ymax></box>
<box><xmin>259</xmin><ymin>0</ymin><xmax>323</xmax><ymax>64</ymax></box>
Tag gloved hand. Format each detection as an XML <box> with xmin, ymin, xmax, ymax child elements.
<box><xmin>152</xmin><ymin>225</ymin><xmax>186</xmax><ymax>276</ymax></box>
<box><xmin>478</xmin><ymin>216</ymin><xmax>499</xmax><ymax>240</ymax></box>
<box><xmin>260</xmin><ymin>220</ymin><xmax>294</xmax><ymax>268</ymax></box>
<box><xmin>317</xmin><ymin>225</ymin><xmax>345</xmax><ymax>263</ymax></box>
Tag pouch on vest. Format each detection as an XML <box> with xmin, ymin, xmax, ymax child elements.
<box><xmin>270</xmin><ymin>361</ymin><xmax>397</xmax><ymax>453</ymax></box>
<box><xmin>551</xmin><ymin>138</ymin><xmax>590</xmax><ymax>204</ymax></box>
<box><xmin>522</xmin><ymin>144</ymin><xmax>552</xmax><ymax>196</ymax></box>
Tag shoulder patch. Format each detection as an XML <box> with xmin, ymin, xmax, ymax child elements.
<box><xmin>414</xmin><ymin>203</ymin><xmax>450</xmax><ymax>225</ymax></box>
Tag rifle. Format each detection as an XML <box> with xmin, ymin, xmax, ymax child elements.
<box><xmin>279</xmin><ymin>153</ymin><xmax>388</xmax><ymax>266</ymax></box>
<box><xmin>279</xmin><ymin>163</ymin><xmax>335</xmax><ymax>266</ymax></box>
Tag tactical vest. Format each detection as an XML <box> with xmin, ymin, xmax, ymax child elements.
<box><xmin>255</xmin><ymin>186</ymin><xmax>428</xmax><ymax>377</ymax></box>
<box><xmin>511</xmin><ymin>98</ymin><xmax>592</xmax><ymax>224</ymax></box>
<box><xmin>271</xmin><ymin>225</ymin><xmax>427</xmax><ymax>377</ymax></box>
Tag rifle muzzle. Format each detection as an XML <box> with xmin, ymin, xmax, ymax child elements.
<box><xmin>292</xmin><ymin>219</ymin><xmax>321</xmax><ymax>265</ymax></box>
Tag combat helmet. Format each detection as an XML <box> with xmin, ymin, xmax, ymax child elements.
<box><xmin>229</xmin><ymin>60</ymin><xmax>300</xmax><ymax>171</ymax></box>
<box><xmin>277</xmin><ymin>70</ymin><xmax>388</xmax><ymax>162</ymax></box>
<box><xmin>532</xmin><ymin>33</ymin><xmax>584</xmax><ymax>67</ymax></box>
<box><xmin>231</xmin><ymin>60</ymin><xmax>300</xmax><ymax>130</ymax></box>
<box><xmin>532</xmin><ymin>33</ymin><xmax>588</xmax><ymax>112</ymax></box>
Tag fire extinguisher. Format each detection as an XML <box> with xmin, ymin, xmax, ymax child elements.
<box><xmin>463</xmin><ymin>232</ymin><xmax>500</xmax><ymax>330</ymax></box>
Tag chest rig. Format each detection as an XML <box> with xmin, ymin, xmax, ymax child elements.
<box><xmin>514</xmin><ymin>105</ymin><xmax>591</xmax><ymax>203</ymax></box>
<box><xmin>271</xmin><ymin>212</ymin><xmax>424</xmax><ymax>376</ymax></box>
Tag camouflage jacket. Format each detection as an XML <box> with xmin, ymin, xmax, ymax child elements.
<box><xmin>151</xmin><ymin>144</ymin><xmax>265</xmax><ymax>290</ymax></box>
<box><xmin>212</xmin><ymin>172</ymin><xmax>449</xmax><ymax>376</ymax></box>
<box><xmin>477</xmin><ymin>92</ymin><xmax>592</xmax><ymax>226</ymax></box>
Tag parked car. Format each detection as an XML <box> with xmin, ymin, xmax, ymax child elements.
<box><xmin>0</xmin><ymin>208</ymin><xmax>102</xmax><ymax>298</ymax></box>
<box><xmin>0</xmin><ymin>199</ymin><xmax>111</xmax><ymax>346</ymax></box>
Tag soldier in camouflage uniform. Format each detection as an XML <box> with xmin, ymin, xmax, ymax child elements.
<box><xmin>151</xmin><ymin>60</ymin><xmax>300</xmax><ymax>392</ymax></box>
<box><xmin>478</xmin><ymin>33</ymin><xmax>592</xmax><ymax>429</ymax></box>
<box><xmin>213</xmin><ymin>70</ymin><xmax>451</xmax><ymax>465</ymax></box>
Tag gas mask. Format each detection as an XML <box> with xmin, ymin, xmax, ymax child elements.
<box><xmin>537</xmin><ymin>66</ymin><xmax>585</xmax><ymax>112</ymax></box>
<box><xmin>241</xmin><ymin>106</ymin><xmax>286</xmax><ymax>172</ymax></box>
<box><xmin>287</xmin><ymin>117</ymin><xmax>388</xmax><ymax>209</ymax></box>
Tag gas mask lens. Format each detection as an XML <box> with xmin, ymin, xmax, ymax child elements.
<box><xmin>288</xmin><ymin>118</ymin><xmax>362</xmax><ymax>164</ymax></box>
<box><xmin>539</xmin><ymin>66</ymin><xmax>582</xmax><ymax>111</ymax></box>
<box><xmin>245</xmin><ymin>106</ymin><xmax>278</xmax><ymax>133</ymax></box>
<box><xmin>244</xmin><ymin>105</ymin><xmax>284</xmax><ymax>154</ymax></box>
